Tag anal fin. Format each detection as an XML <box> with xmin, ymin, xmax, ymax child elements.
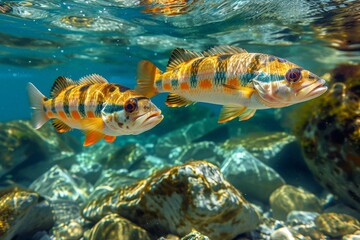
<box><xmin>84</xmin><ymin>131</ymin><xmax>105</xmax><ymax>146</ymax></box>
<box><xmin>80</xmin><ymin>118</ymin><xmax>104</xmax><ymax>131</ymax></box>
<box><xmin>165</xmin><ymin>93</ymin><xmax>194</xmax><ymax>107</ymax></box>
<box><xmin>52</xmin><ymin>119</ymin><xmax>72</xmax><ymax>133</ymax></box>
<box><xmin>104</xmin><ymin>135</ymin><xmax>116</xmax><ymax>143</ymax></box>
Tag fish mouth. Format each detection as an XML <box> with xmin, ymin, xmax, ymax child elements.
<box><xmin>297</xmin><ymin>78</ymin><xmax>328</xmax><ymax>100</ymax></box>
<box><xmin>144</xmin><ymin>111</ymin><xmax>164</xmax><ymax>126</ymax></box>
<box><xmin>135</xmin><ymin>110</ymin><xmax>163</xmax><ymax>128</ymax></box>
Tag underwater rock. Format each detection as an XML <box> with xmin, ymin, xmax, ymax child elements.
<box><xmin>0</xmin><ymin>120</ymin><xmax>78</xmax><ymax>180</ymax></box>
<box><xmin>324</xmin><ymin>203</ymin><xmax>360</xmax><ymax>220</ymax></box>
<box><xmin>343</xmin><ymin>230</ymin><xmax>360</xmax><ymax>240</ymax></box>
<box><xmin>29</xmin><ymin>165</ymin><xmax>91</xmax><ymax>203</ymax></box>
<box><xmin>222</xmin><ymin>132</ymin><xmax>297</xmax><ymax>164</ymax></box>
<box><xmin>85</xmin><ymin>213</ymin><xmax>152</xmax><ymax>240</ymax></box>
<box><xmin>49</xmin><ymin>199</ymin><xmax>85</xmax><ymax>240</ymax></box>
<box><xmin>286</xmin><ymin>211</ymin><xmax>326</xmax><ymax>239</ymax></box>
<box><xmin>315</xmin><ymin>212</ymin><xmax>360</xmax><ymax>238</ymax></box>
<box><xmin>97</xmin><ymin>143</ymin><xmax>147</xmax><ymax>170</ymax></box>
<box><xmin>88</xmin><ymin>169</ymin><xmax>139</xmax><ymax>201</ymax></box>
<box><xmin>0</xmin><ymin>188</ymin><xmax>54</xmax><ymax>240</ymax></box>
<box><xmin>158</xmin><ymin>234</ymin><xmax>180</xmax><ymax>240</ymax></box>
<box><xmin>293</xmin><ymin>63</ymin><xmax>360</xmax><ymax>211</ymax></box>
<box><xmin>286</xmin><ymin>211</ymin><xmax>319</xmax><ymax>227</ymax></box>
<box><xmin>128</xmin><ymin>155</ymin><xmax>171</xmax><ymax>179</ymax></box>
<box><xmin>221</xmin><ymin>146</ymin><xmax>285</xmax><ymax>203</ymax></box>
<box><xmin>155</xmin><ymin>118</ymin><xmax>221</xmax><ymax>158</ymax></box>
<box><xmin>249</xmin><ymin>217</ymin><xmax>284</xmax><ymax>240</ymax></box>
<box><xmin>270</xmin><ymin>226</ymin><xmax>294</xmax><ymax>240</ymax></box>
<box><xmin>83</xmin><ymin>160</ymin><xmax>260</xmax><ymax>239</ymax></box>
<box><xmin>180</xmin><ymin>230</ymin><xmax>210</xmax><ymax>240</ymax></box>
<box><xmin>269</xmin><ymin>185</ymin><xmax>321</xmax><ymax>221</ymax></box>
<box><xmin>169</xmin><ymin>141</ymin><xmax>224</xmax><ymax>166</ymax></box>
<box><xmin>70</xmin><ymin>160</ymin><xmax>102</xmax><ymax>185</ymax></box>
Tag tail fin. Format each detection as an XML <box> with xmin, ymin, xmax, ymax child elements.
<box><xmin>135</xmin><ymin>60</ymin><xmax>161</xmax><ymax>98</ymax></box>
<box><xmin>27</xmin><ymin>82</ymin><xmax>48</xmax><ymax>129</ymax></box>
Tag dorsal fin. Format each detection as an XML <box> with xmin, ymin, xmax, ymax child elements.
<box><xmin>52</xmin><ymin>119</ymin><xmax>72</xmax><ymax>133</ymax></box>
<box><xmin>79</xmin><ymin>74</ymin><xmax>108</xmax><ymax>85</ymax></box>
<box><xmin>167</xmin><ymin>48</ymin><xmax>204</xmax><ymax>71</ymax></box>
<box><xmin>204</xmin><ymin>45</ymin><xmax>247</xmax><ymax>56</ymax></box>
<box><xmin>50</xmin><ymin>76</ymin><xmax>76</xmax><ymax>97</ymax></box>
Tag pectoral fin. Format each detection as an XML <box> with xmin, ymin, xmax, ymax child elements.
<box><xmin>218</xmin><ymin>105</ymin><xmax>256</xmax><ymax>123</ymax></box>
<box><xmin>222</xmin><ymin>84</ymin><xmax>254</xmax><ymax>99</ymax></box>
<box><xmin>165</xmin><ymin>93</ymin><xmax>194</xmax><ymax>107</ymax></box>
<box><xmin>84</xmin><ymin>131</ymin><xmax>105</xmax><ymax>146</ymax></box>
<box><xmin>104</xmin><ymin>135</ymin><xmax>116</xmax><ymax>143</ymax></box>
<box><xmin>80</xmin><ymin>118</ymin><xmax>104</xmax><ymax>131</ymax></box>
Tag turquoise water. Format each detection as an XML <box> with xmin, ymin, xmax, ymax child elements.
<box><xmin>1</xmin><ymin>0</ymin><xmax>359</xmax><ymax>121</ymax></box>
<box><xmin>0</xmin><ymin>1</ymin><xmax>360</xmax><ymax>240</ymax></box>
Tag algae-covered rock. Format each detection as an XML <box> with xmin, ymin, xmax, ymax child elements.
<box><xmin>221</xmin><ymin>146</ymin><xmax>285</xmax><ymax>203</ymax></box>
<box><xmin>0</xmin><ymin>188</ymin><xmax>54</xmax><ymax>240</ymax></box>
<box><xmin>315</xmin><ymin>212</ymin><xmax>360</xmax><ymax>238</ymax></box>
<box><xmin>294</xmin><ymin>63</ymin><xmax>360</xmax><ymax>211</ymax></box>
<box><xmin>85</xmin><ymin>213</ymin><xmax>152</xmax><ymax>240</ymax></box>
<box><xmin>269</xmin><ymin>185</ymin><xmax>321</xmax><ymax>221</ymax></box>
<box><xmin>83</xmin><ymin>160</ymin><xmax>260</xmax><ymax>239</ymax></box>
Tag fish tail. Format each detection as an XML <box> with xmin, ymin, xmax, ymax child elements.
<box><xmin>135</xmin><ymin>60</ymin><xmax>161</xmax><ymax>98</ymax></box>
<box><xmin>27</xmin><ymin>82</ymin><xmax>49</xmax><ymax>129</ymax></box>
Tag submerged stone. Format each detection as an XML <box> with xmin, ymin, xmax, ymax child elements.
<box><xmin>155</xmin><ymin>118</ymin><xmax>221</xmax><ymax>158</ymax></box>
<box><xmin>83</xmin><ymin>160</ymin><xmax>260</xmax><ymax>239</ymax></box>
<box><xmin>315</xmin><ymin>212</ymin><xmax>360</xmax><ymax>238</ymax></box>
<box><xmin>49</xmin><ymin>199</ymin><xmax>85</xmax><ymax>240</ymax></box>
<box><xmin>85</xmin><ymin>214</ymin><xmax>152</xmax><ymax>240</ymax></box>
<box><xmin>269</xmin><ymin>185</ymin><xmax>321</xmax><ymax>221</ymax></box>
<box><xmin>0</xmin><ymin>188</ymin><xmax>54</xmax><ymax>240</ymax></box>
<box><xmin>88</xmin><ymin>169</ymin><xmax>139</xmax><ymax>201</ymax></box>
<box><xmin>221</xmin><ymin>146</ymin><xmax>285</xmax><ymax>203</ymax></box>
<box><xmin>169</xmin><ymin>141</ymin><xmax>224</xmax><ymax>166</ymax></box>
<box><xmin>180</xmin><ymin>230</ymin><xmax>210</xmax><ymax>240</ymax></box>
<box><xmin>29</xmin><ymin>165</ymin><xmax>91</xmax><ymax>203</ymax></box>
<box><xmin>0</xmin><ymin>120</ymin><xmax>78</xmax><ymax>181</ymax></box>
<box><xmin>222</xmin><ymin>132</ymin><xmax>296</xmax><ymax>164</ymax></box>
<box><xmin>293</xmin><ymin>63</ymin><xmax>360</xmax><ymax>210</ymax></box>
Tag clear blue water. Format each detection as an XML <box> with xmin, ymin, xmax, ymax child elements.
<box><xmin>0</xmin><ymin>0</ymin><xmax>359</xmax><ymax>122</ymax></box>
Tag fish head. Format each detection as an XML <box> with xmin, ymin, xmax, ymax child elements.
<box><xmin>102</xmin><ymin>94</ymin><xmax>163</xmax><ymax>135</ymax></box>
<box><xmin>252</xmin><ymin>57</ymin><xmax>328</xmax><ymax>108</ymax></box>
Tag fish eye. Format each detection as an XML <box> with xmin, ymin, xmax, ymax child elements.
<box><xmin>285</xmin><ymin>68</ymin><xmax>302</xmax><ymax>83</ymax></box>
<box><xmin>124</xmin><ymin>98</ymin><xmax>138</xmax><ymax>113</ymax></box>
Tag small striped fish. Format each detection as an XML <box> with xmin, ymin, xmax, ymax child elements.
<box><xmin>135</xmin><ymin>45</ymin><xmax>327</xmax><ymax>123</ymax></box>
<box><xmin>27</xmin><ymin>74</ymin><xmax>163</xmax><ymax>146</ymax></box>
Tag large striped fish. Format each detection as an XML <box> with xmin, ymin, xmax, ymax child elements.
<box><xmin>27</xmin><ymin>74</ymin><xmax>163</xmax><ymax>146</ymax></box>
<box><xmin>135</xmin><ymin>45</ymin><xmax>327</xmax><ymax>123</ymax></box>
